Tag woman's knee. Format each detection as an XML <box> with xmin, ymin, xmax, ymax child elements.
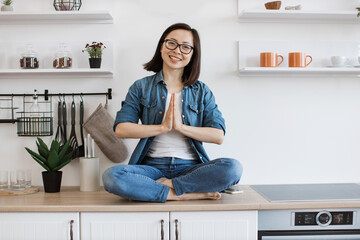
<box><xmin>102</xmin><ymin>165</ymin><xmax>128</xmax><ymax>192</ymax></box>
<box><xmin>219</xmin><ymin>158</ymin><xmax>243</xmax><ymax>183</ymax></box>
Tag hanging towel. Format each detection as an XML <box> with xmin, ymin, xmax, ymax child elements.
<box><xmin>83</xmin><ymin>104</ymin><xmax>128</xmax><ymax>163</ymax></box>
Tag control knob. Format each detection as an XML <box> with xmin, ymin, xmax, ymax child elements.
<box><xmin>316</xmin><ymin>211</ymin><xmax>332</xmax><ymax>227</ymax></box>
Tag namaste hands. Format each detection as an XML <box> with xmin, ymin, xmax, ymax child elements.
<box><xmin>161</xmin><ymin>93</ymin><xmax>183</xmax><ymax>133</ymax></box>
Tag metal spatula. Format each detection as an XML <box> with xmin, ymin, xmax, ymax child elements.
<box><xmin>77</xmin><ymin>98</ymin><xmax>85</xmax><ymax>157</ymax></box>
<box><xmin>54</xmin><ymin>100</ymin><xmax>65</xmax><ymax>144</ymax></box>
<box><xmin>62</xmin><ymin>98</ymin><xmax>67</xmax><ymax>142</ymax></box>
<box><xmin>69</xmin><ymin>98</ymin><xmax>78</xmax><ymax>158</ymax></box>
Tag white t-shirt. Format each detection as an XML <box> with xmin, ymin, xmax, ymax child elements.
<box><xmin>147</xmin><ymin>92</ymin><xmax>197</xmax><ymax>160</ymax></box>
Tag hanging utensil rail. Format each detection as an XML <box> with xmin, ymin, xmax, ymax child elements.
<box><xmin>0</xmin><ymin>88</ymin><xmax>112</xmax><ymax>124</ymax></box>
<box><xmin>0</xmin><ymin>88</ymin><xmax>112</xmax><ymax>100</ymax></box>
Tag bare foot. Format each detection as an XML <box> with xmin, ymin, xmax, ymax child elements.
<box><xmin>166</xmin><ymin>188</ymin><xmax>221</xmax><ymax>201</ymax></box>
<box><xmin>156</xmin><ymin>177</ymin><xmax>174</xmax><ymax>189</ymax></box>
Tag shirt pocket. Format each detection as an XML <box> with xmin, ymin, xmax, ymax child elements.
<box><xmin>140</xmin><ymin>98</ymin><xmax>158</xmax><ymax>123</ymax></box>
<box><xmin>187</xmin><ymin>103</ymin><xmax>204</xmax><ymax>126</ymax></box>
<box><xmin>140</xmin><ymin>97</ymin><xmax>157</xmax><ymax>109</ymax></box>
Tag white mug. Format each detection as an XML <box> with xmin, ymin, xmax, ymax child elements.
<box><xmin>331</xmin><ymin>56</ymin><xmax>347</xmax><ymax>67</ymax></box>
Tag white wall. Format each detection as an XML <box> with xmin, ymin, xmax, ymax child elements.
<box><xmin>1</xmin><ymin>0</ymin><xmax>360</xmax><ymax>187</ymax></box>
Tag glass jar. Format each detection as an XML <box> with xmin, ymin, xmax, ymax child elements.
<box><xmin>53</xmin><ymin>43</ymin><xmax>72</xmax><ymax>69</ymax></box>
<box><xmin>20</xmin><ymin>44</ymin><xmax>39</xmax><ymax>69</ymax></box>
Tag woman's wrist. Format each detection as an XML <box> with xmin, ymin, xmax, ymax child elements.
<box><xmin>173</xmin><ymin>122</ymin><xmax>185</xmax><ymax>133</ymax></box>
<box><xmin>160</xmin><ymin>123</ymin><xmax>172</xmax><ymax>133</ymax></box>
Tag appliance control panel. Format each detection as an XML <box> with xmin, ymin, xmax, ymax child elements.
<box><xmin>295</xmin><ymin>211</ymin><xmax>353</xmax><ymax>226</ymax></box>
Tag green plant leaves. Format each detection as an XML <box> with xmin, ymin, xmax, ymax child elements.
<box><xmin>25</xmin><ymin>138</ymin><xmax>74</xmax><ymax>172</ymax></box>
<box><xmin>58</xmin><ymin>140</ymin><xmax>70</xmax><ymax>160</ymax></box>
<box><xmin>25</xmin><ymin>147</ymin><xmax>51</xmax><ymax>171</ymax></box>
<box><xmin>47</xmin><ymin>149</ymin><xmax>60</xmax><ymax>170</ymax></box>
<box><xmin>50</xmin><ymin>140</ymin><xmax>60</xmax><ymax>153</ymax></box>
<box><xmin>36</xmin><ymin>142</ymin><xmax>49</xmax><ymax>159</ymax></box>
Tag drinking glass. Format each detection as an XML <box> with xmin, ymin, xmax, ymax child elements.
<box><xmin>25</xmin><ymin>170</ymin><xmax>31</xmax><ymax>188</ymax></box>
<box><xmin>10</xmin><ymin>170</ymin><xmax>26</xmax><ymax>191</ymax></box>
<box><xmin>0</xmin><ymin>171</ymin><xmax>8</xmax><ymax>190</ymax></box>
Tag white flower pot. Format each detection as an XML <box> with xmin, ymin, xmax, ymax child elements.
<box><xmin>1</xmin><ymin>5</ymin><xmax>13</xmax><ymax>11</ymax></box>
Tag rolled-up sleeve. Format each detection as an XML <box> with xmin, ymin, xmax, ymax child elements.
<box><xmin>202</xmin><ymin>85</ymin><xmax>226</xmax><ymax>135</ymax></box>
<box><xmin>113</xmin><ymin>82</ymin><xmax>142</xmax><ymax>130</ymax></box>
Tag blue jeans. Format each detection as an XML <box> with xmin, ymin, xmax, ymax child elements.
<box><xmin>102</xmin><ymin>157</ymin><xmax>243</xmax><ymax>203</ymax></box>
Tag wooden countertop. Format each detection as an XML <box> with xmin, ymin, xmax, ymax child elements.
<box><xmin>0</xmin><ymin>185</ymin><xmax>359</xmax><ymax>212</ymax></box>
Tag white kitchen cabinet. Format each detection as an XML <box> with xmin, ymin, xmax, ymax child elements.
<box><xmin>170</xmin><ymin>211</ymin><xmax>257</xmax><ymax>240</ymax></box>
<box><xmin>0</xmin><ymin>212</ymin><xmax>79</xmax><ymax>240</ymax></box>
<box><xmin>81</xmin><ymin>211</ymin><xmax>257</xmax><ymax>240</ymax></box>
<box><xmin>81</xmin><ymin>212</ymin><xmax>170</xmax><ymax>240</ymax></box>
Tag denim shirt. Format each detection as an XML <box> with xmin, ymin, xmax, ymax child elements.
<box><xmin>114</xmin><ymin>71</ymin><xmax>226</xmax><ymax>165</ymax></box>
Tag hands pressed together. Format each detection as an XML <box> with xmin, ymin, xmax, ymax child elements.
<box><xmin>161</xmin><ymin>93</ymin><xmax>183</xmax><ymax>133</ymax></box>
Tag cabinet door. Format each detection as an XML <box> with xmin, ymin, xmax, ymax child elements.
<box><xmin>170</xmin><ymin>211</ymin><xmax>257</xmax><ymax>240</ymax></box>
<box><xmin>81</xmin><ymin>212</ymin><xmax>170</xmax><ymax>240</ymax></box>
<box><xmin>0</xmin><ymin>212</ymin><xmax>79</xmax><ymax>240</ymax></box>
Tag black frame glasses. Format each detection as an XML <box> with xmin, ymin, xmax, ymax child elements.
<box><xmin>163</xmin><ymin>39</ymin><xmax>194</xmax><ymax>55</ymax></box>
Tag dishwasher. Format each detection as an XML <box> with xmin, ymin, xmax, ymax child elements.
<box><xmin>258</xmin><ymin>209</ymin><xmax>360</xmax><ymax>240</ymax></box>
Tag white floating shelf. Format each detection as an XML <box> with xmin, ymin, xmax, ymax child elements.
<box><xmin>0</xmin><ymin>69</ymin><xmax>113</xmax><ymax>78</ymax></box>
<box><xmin>0</xmin><ymin>11</ymin><xmax>113</xmax><ymax>24</ymax></box>
<box><xmin>238</xmin><ymin>10</ymin><xmax>360</xmax><ymax>23</ymax></box>
<box><xmin>238</xmin><ymin>67</ymin><xmax>360</xmax><ymax>77</ymax></box>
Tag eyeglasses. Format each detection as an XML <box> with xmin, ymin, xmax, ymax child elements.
<box><xmin>163</xmin><ymin>39</ymin><xmax>194</xmax><ymax>55</ymax></box>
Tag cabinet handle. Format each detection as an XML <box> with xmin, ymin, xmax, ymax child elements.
<box><xmin>160</xmin><ymin>219</ymin><xmax>164</xmax><ymax>240</ymax></box>
<box><xmin>70</xmin><ymin>220</ymin><xmax>74</xmax><ymax>240</ymax></box>
<box><xmin>175</xmin><ymin>219</ymin><xmax>179</xmax><ymax>240</ymax></box>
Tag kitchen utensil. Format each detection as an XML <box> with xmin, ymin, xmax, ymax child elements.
<box><xmin>83</xmin><ymin>104</ymin><xmax>128</xmax><ymax>163</ymax></box>
<box><xmin>55</xmin><ymin>99</ymin><xmax>65</xmax><ymax>144</ymax></box>
<box><xmin>83</xmin><ymin>134</ymin><xmax>96</xmax><ymax>158</ymax></box>
<box><xmin>69</xmin><ymin>97</ymin><xmax>78</xmax><ymax>158</ymax></box>
<box><xmin>62</xmin><ymin>97</ymin><xmax>67</xmax><ymax>142</ymax></box>
<box><xmin>77</xmin><ymin>97</ymin><xmax>85</xmax><ymax>157</ymax></box>
<box><xmin>86</xmin><ymin>133</ymin><xmax>91</xmax><ymax>158</ymax></box>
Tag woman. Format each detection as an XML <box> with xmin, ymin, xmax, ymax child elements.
<box><xmin>103</xmin><ymin>23</ymin><xmax>243</xmax><ymax>202</ymax></box>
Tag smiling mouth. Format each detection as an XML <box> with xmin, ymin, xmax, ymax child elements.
<box><xmin>169</xmin><ymin>55</ymin><xmax>182</xmax><ymax>61</ymax></box>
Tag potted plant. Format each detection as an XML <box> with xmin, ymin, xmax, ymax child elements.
<box><xmin>1</xmin><ymin>0</ymin><xmax>13</xmax><ymax>11</ymax></box>
<box><xmin>82</xmin><ymin>42</ymin><xmax>106</xmax><ymax>68</ymax></box>
<box><xmin>25</xmin><ymin>138</ymin><xmax>73</xmax><ymax>193</ymax></box>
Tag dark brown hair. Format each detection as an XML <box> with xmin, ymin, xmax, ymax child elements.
<box><xmin>143</xmin><ymin>23</ymin><xmax>201</xmax><ymax>86</ymax></box>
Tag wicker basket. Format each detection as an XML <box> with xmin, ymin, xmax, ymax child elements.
<box><xmin>264</xmin><ymin>1</ymin><xmax>281</xmax><ymax>10</ymax></box>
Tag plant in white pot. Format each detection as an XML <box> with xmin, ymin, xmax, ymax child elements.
<box><xmin>25</xmin><ymin>138</ymin><xmax>73</xmax><ymax>193</ymax></box>
<box><xmin>82</xmin><ymin>42</ymin><xmax>106</xmax><ymax>68</ymax></box>
<box><xmin>1</xmin><ymin>0</ymin><xmax>13</xmax><ymax>11</ymax></box>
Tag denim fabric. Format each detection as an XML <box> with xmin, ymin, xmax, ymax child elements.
<box><xmin>102</xmin><ymin>157</ymin><xmax>243</xmax><ymax>203</ymax></box>
<box><xmin>113</xmin><ymin>71</ymin><xmax>226</xmax><ymax>165</ymax></box>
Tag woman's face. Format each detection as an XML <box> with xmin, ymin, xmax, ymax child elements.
<box><xmin>161</xmin><ymin>29</ymin><xmax>194</xmax><ymax>71</ymax></box>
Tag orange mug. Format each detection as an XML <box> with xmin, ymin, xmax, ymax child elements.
<box><xmin>260</xmin><ymin>52</ymin><xmax>284</xmax><ymax>67</ymax></box>
<box><xmin>288</xmin><ymin>52</ymin><xmax>312</xmax><ymax>67</ymax></box>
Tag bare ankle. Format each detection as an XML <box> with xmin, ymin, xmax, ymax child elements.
<box><xmin>156</xmin><ymin>177</ymin><xmax>174</xmax><ymax>189</ymax></box>
<box><xmin>166</xmin><ymin>189</ymin><xmax>221</xmax><ymax>201</ymax></box>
